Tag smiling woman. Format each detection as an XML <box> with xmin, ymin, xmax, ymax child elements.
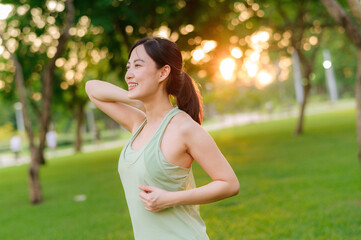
<box><xmin>85</xmin><ymin>37</ymin><xmax>240</xmax><ymax>240</ymax></box>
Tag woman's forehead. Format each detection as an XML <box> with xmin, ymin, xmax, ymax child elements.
<box><xmin>129</xmin><ymin>44</ymin><xmax>148</xmax><ymax>62</ymax></box>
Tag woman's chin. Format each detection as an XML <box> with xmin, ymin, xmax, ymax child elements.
<box><xmin>128</xmin><ymin>91</ymin><xmax>141</xmax><ymax>100</ymax></box>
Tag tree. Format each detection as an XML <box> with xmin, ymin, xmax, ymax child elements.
<box><xmin>320</xmin><ymin>0</ymin><xmax>361</xmax><ymax>173</ymax></box>
<box><xmin>53</xmin><ymin>20</ymin><xmax>111</xmax><ymax>152</ymax></box>
<box><xmin>75</xmin><ymin>0</ymin><xmax>240</xmax><ymax>117</ymax></box>
<box><xmin>246</xmin><ymin>0</ymin><xmax>335</xmax><ymax>134</ymax></box>
<box><xmin>0</xmin><ymin>0</ymin><xmax>74</xmax><ymax>204</ymax></box>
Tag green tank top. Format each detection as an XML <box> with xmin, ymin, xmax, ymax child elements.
<box><xmin>118</xmin><ymin>107</ymin><xmax>209</xmax><ymax>240</ymax></box>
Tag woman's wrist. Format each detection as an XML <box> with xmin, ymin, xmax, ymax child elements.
<box><xmin>166</xmin><ymin>180</ymin><xmax>239</xmax><ymax>208</ymax></box>
<box><xmin>86</xmin><ymin>80</ymin><xmax>144</xmax><ymax>111</ymax></box>
<box><xmin>167</xmin><ymin>190</ymin><xmax>188</xmax><ymax>207</ymax></box>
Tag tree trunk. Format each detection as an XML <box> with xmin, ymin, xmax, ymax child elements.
<box><xmin>356</xmin><ymin>49</ymin><xmax>361</xmax><ymax>164</ymax></box>
<box><xmin>0</xmin><ymin>0</ymin><xmax>74</xmax><ymax>204</ymax></box>
<box><xmin>75</xmin><ymin>104</ymin><xmax>85</xmax><ymax>152</ymax></box>
<box><xmin>320</xmin><ymin>0</ymin><xmax>361</xmax><ymax>200</ymax></box>
<box><xmin>39</xmin><ymin>151</ymin><xmax>46</xmax><ymax>165</ymax></box>
<box><xmin>295</xmin><ymin>82</ymin><xmax>311</xmax><ymax>135</ymax></box>
<box><xmin>294</xmin><ymin>46</ymin><xmax>314</xmax><ymax>135</ymax></box>
<box><xmin>28</xmin><ymin>146</ymin><xmax>43</xmax><ymax>204</ymax></box>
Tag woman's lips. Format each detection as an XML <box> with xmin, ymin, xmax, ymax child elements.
<box><xmin>128</xmin><ymin>82</ymin><xmax>138</xmax><ymax>91</ymax></box>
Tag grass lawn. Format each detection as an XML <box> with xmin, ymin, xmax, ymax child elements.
<box><xmin>0</xmin><ymin>109</ymin><xmax>360</xmax><ymax>240</ymax></box>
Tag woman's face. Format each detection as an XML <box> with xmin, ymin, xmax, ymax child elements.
<box><xmin>125</xmin><ymin>44</ymin><xmax>163</xmax><ymax>101</ymax></box>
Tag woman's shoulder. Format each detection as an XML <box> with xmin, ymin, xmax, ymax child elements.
<box><xmin>170</xmin><ymin>111</ymin><xmax>204</xmax><ymax>137</ymax></box>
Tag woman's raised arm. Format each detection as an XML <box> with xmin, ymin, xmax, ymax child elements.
<box><xmin>85</xmin><ymin>80</ymin><xmax>146</xmax><ymax>132</ymax></box>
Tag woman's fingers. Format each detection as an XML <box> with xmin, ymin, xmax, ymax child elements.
<box><xmin>138</xmin><ymin>186</ymin><xmax>166</xmax><ymax>212</ymax></box>
<box><xmin>139</xmin><ymin>190</ymin><xmax>148</xmax><ymax>200</ymax></box>
<box><xmin>139</xmin><ymin>190</ymin><xmax>155</xmax><ymax>207</ymax></box>
<box><xmin>138</xmin><ymin>185</ymin><xmax>174</xmax><ymax>212</ymax></box>
<box><xmin>138</xmin><ymin>185</ymin><xmax>154</xmax><ymax>193</ymax></box>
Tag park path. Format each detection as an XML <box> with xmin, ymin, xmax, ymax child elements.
<box><xmin>0</xmin><ymin>100</ymin><xmax>355</xmax><ymax>169</ymax></box>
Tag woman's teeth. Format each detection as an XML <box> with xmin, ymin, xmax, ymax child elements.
<box><xmin>128</xmin><ymin>83</ymin><xmax>138</xmax><ymax>90</ymax></box>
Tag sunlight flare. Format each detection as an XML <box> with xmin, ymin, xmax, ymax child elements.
<box><xmin>192</xmin><ymin>49</ymin><xmax>205</xmax><ymax>61</ymax></box>
<box><xmin>202</xmin><ymin>40</ymin><xmax>217</xmax><ymax>53</ymax></box>
<box><xmin>257</xmin><ymin>70</ymin><xmax>273</xmax><ymax>87</ymax></box>
<box><xmin>220</xmin><ymin>58</ymin><xmax>236</xmax><ymax>81</ymax></box>
<box><xmin>0</xmin><ymin>4</ymin><xmax>13</xmax><ymax>20</ymax></box>
<box><xmin>231</xmin><ymin>47</ymin><xmax>243</xmax><ymax>59</ymax></box>
<box><xmin>244</xmin><ymin>60</ymin><xmax>258</xmax><ymax>77</ymax></box>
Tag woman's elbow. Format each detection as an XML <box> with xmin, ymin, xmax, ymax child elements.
<box><xmin>228</xmin><ymin>178</ymin><xmax>240</xmax><ymax>197</ymax></box>
<box><xmin>85</xmin><ymin>81</ymin><xmax>92</xmax><ymax>95</ymax></box>
<box><xmin>85</xmin><ymin>80</ymin><xmax>99</xmax><ymax>97</ymax></box>
<box><xmin>85</xmin><ymin>80</ymin><xmax>95</xmax><ymax>92</ymax></box>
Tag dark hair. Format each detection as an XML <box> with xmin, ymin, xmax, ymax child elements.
<box><xmin>129</xmin><ymin>37</ymin><xmax>203</xmax><ymax>124</ymax></box>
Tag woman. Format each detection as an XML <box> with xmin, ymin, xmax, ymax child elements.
<box><xmin>85</xmin><ymin>37</ymin><xmax>239</xmax><ymax>240</ymax></box>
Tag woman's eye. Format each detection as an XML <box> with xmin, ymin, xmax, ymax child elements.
<box><xmin>135</xmin><ymin>64</ymin><xmax>141</xmax><ymax>67</ymax></box>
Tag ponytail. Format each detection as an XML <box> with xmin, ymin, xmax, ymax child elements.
<box><xmin>167</xmin><ymin>71</ymin><xmax>203</xmax><ymax>125</ymax></box>
<box><xmin>129</xmin><ymin>37</ymin><xmax>203</xmax><ymax>124</ymax></box>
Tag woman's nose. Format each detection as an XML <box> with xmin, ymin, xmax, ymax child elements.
<box><xmin>125</xmin><ymin>70</ymin><xmax>134</xmax><ymax>81</ymax></box>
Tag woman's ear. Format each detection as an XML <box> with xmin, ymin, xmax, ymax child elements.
<box><xmin>159</xmin><ymin>65</ymin><xmax>171</xmax><ymax>82</ymax></box>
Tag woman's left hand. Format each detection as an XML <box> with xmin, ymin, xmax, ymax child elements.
<box><xmin>138</xmin><ymin>185</ymin><xmax>174</xmax><ymax>212</ymax></box>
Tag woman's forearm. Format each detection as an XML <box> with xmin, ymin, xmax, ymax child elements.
<box><xmin>170</xmin><ymin>180</ymin><xmax>239</xmax><ymax>207</ymax></box>
<box><xmin>85</xmin><ymin>80</ymin><xmax>144</xmax><ymax>111</ymax></box>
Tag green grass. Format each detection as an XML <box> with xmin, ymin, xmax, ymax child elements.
<box><xmin>1</xmin><ymin>109</ymin><xmax>360</xmax><ymax>239</ymax></box>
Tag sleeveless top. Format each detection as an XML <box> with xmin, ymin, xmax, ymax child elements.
<box><xmin>118</xmin><ymin>107</ymin><xmax>209</xmax><ymax>240</ymax></box>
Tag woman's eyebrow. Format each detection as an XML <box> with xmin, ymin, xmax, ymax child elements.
<box><xmin>127</xmin><ymin>59</ymin><xmax>145</xmax><ymax>64</ymax></box>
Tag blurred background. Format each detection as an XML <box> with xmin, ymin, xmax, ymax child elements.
<box><xmin>0</xmin><ymin>0</ymin><xmax>360</xmax><ymax>239</ymax></box>
<box><xmin>0</xmin><ymin>0</ymin><xmax>358</xmax><ymax>161</ymax></box>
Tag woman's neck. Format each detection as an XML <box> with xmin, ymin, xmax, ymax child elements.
<box><xmin>142</xmin><ymin>96</ymin><xmax>174</xmax><ymax>125</ymax></box>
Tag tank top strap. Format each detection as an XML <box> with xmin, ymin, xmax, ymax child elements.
<box><xmin>153</xmin><ymin>106</ymin><xmax>182</xmax><ymax>141</ymax></box>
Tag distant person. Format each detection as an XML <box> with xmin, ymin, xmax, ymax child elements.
<box><xmin>95</xmin><ymin>126</ymin><xmax>101</xmax><ymax>142</ymax></box>
<box><xmin>46</xmin><ymin>130</ymin><xmax>57</xmax><ymax>150</ymax></box>
<box><xmin>265</xmin><ymin>101</ymin><xmax>273</xmax><ymax>114</ymax></box>
<box><xmin>10</xmin><ymin>135</ymin><xmax>21</xmax><ymax>160</ymax></box>
<box><xmin>85</xmin><ymin>37</ymin><xmax>239</xmax><ymax>240</ymax></box>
